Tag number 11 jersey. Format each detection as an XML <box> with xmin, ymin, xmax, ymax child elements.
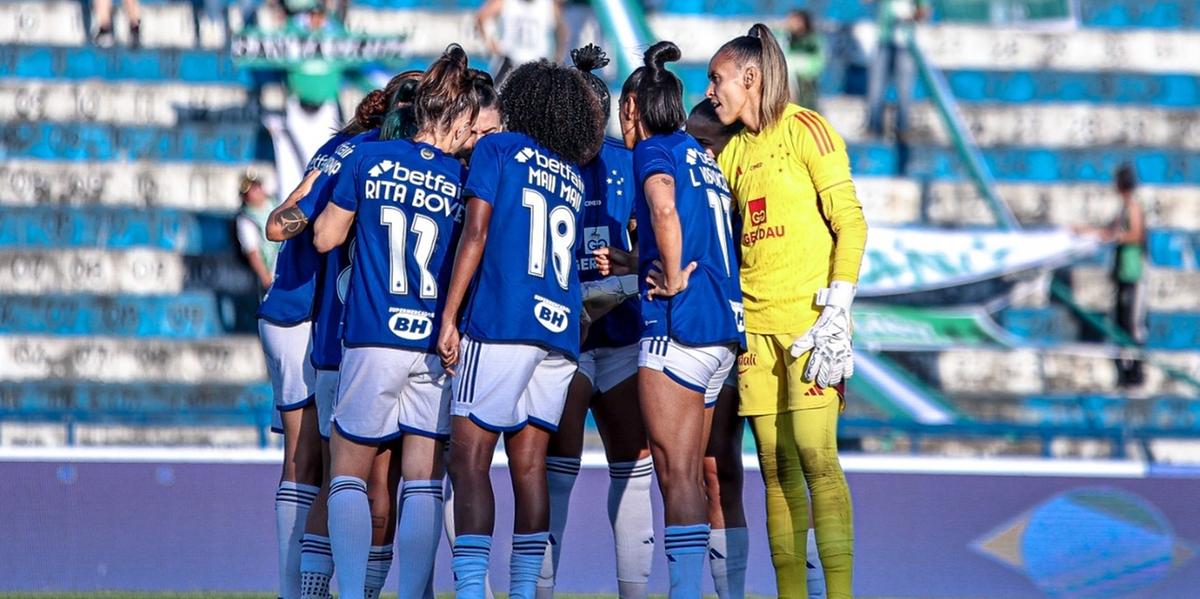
<box><xmin>332</xmin><ymin>138</ymin><xmax>465</xmax><ymax>353</ymax></box>
<box><xmin>460</xmin><ymin>132</ymin><xmax>586</xmax><ymax>360</ymax></box>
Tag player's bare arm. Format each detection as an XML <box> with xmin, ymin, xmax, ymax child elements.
<box><xmin>438</xmin><ymin>196</ymin><xmax>493</xmax><ymax>372</ymax></box>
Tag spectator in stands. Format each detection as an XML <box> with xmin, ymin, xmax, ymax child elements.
<box><xmin>475</xmin><ymin>0</ymin><xmax>568</xmax><ymax>85</ymax></box>
<box><xmin>236</xmin><ymin>172</ymin><xmax>280</xmax><ymax>291</ymax></box>
<box><xmin>865</xmin><ymin>0</ymin><xmax>929</xmax><ymax>140</ymax></box>
<box><xmin>1109</xmin><ymin>164</ymin><xmax>1147</xmax><ymax>387</ymax></box>
<box><xmin>92</xmin><ymin>0</ymin><xmax>141</xmax><ymax>48</ymax></box>
<box><xmin>784</xmin><ymin>10</ymin><xmax>825</xmax><ymax>110</ymax></box>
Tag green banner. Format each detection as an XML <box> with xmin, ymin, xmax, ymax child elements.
<box><xmin>853</xmin><ymin>304</ymin><xmax>1016</xmax><ymax>350</ymax></box>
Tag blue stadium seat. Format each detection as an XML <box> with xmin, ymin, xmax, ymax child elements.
<box><xmin>0</xmin><ymin>207</ymin><xmax>235</xmax><ymax>254</ymax></box>
<box><xmin>0</xmin><ymin>122</ymin><xmax>263</xmax><ymax>162</ymax></box>
<box><xmin>0</xmin><ymin>292</ymin><xmax>254</xmax><ymax>338</ymax></box>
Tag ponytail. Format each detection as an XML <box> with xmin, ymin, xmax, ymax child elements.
<box><xmin>411</xmin><ymin>44</ymin><xmax>481</xmax><ymax>138</ymax></box>
<box><xmin>716</xmin><ymin>23</ymin><xmax>790</xmax><ymax>130</ymax></box>
<box><xmin>625</xmin><ymin>41</ymin><xmax>687</xmax><ymax>136</ymax></box>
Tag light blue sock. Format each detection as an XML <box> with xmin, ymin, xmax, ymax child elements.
<box><xmin>664</xmin><ymin>524</ymin><xmax>710</xmax><ymax>599</ymax></box>
<box><xmin>327</xmin><ymin>476</ymin><xmax>370</xmax><ymax>599</ymax></box>
<box><xmin>299</xmin><ymin>534</ymin><xmax>334</xmax><ymax>599</ymax></box>
<box><xmin>365</xmin><ymin>544</ymin><xmax>392</xmax><ymax>599</ymax></box>
<box><xmin>397</xmin><ymin>480</ymin><xmax>444</xmax><ymax>599</ymax></box>
<box><xmin>510</xmin><ymin>531</ymin><xmax>550</xmax><ymax>599</ymax></box>
<box><xmin>452</xmin><ymin>534</ymin><xmax>492</xmax><ymax>599</ymax></box>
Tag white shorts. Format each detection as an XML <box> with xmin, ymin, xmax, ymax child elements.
<box><xmin>451</xmin><ymin>336</ymin><xmax>576</xmax><ymax>432</ymax></box>
<box><xmin>577</xmin><ymin>343</ymin><xmax>639</xmax><ymax>395</ymax></box>
<box><xmin>259</xmin><ymin>319</ymin><xmax>316</xmax><ymax>433</ymax></box>
<box><xmin>333</xmin><ymin>346</ymin><xmax>451</xmax><ymax>442</ymax></box>
<box><xmin>314</xmin><ymin>368</ymin><xmax>339</xmax><ymax>440</ymax></box>
<box><xmin>638</xmin><ymin>336</ymin><xmax>736</xmax><ymax>408</ymax></box>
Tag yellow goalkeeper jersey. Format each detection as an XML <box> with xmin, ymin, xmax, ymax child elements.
<box><xmin>718</xmin><ymin>103</ymin><xmax>867</xmax><ymax>334</ymax></box>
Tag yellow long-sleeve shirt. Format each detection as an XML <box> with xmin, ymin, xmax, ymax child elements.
<box><xmin>718</xmin><ymin>103</ymin><xmax>867</xmax><ymax>334</ymax></box>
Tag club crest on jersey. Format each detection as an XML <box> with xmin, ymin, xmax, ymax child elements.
<box><xmin>388</xmin><ymin>308</ymin><xmax>434</xmax><ymax>340</ymax></box>
<box><xmin>748</xmin><ymin>197</ymin><xmax>767</xmax><ymax>226</ymax></box>
<box><xmin>584</xmin><ymin>226</ymin><xmax>610</xmax><ymax>252</ymax></box>
<box><xmin>533</xmin><ymin>295</ymin><xmax>570</xmax><ymax>333</ymax></box>
<box><xmin>420</xmin><ymin>148</ymin><xmax>435</xmax><ymax>160</ymax></box>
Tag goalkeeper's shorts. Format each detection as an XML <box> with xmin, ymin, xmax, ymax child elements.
<box><xmin>737</xmin><ymin>332</ymin><xmax>842</xmax><ymax>417</ymax></box>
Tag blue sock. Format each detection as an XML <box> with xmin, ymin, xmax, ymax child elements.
<box><xmin>452</xmin><ymin>534</ymin><xmax>492</xmax><ymax>599</ymax></box>
<box><xmin>510</xmin><ymin>531</ymin><xmax>550</xmax><ymax>599</ymax></box>
<box><xmin>327</xmin><ymin>476</ymin><xmax>370</xmax><ymax>599</ymax></box>
<box><xmin>397</xmin><ymin>480</ymin><xmax>444</xmax><ymax>599</ymax></box>
<box><xmin>664</xmin><ymin>524</ymin><xmax>710</xmax><ymax>599</ymax></box>
<box><xmin>365</xmin><ymin>544</ymin><xmax>392</xmax><ymax>599</ymax></box>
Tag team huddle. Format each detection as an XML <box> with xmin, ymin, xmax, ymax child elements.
<box><xmin>259</xmin><ymin>22</ymin><xmax>867</xmax><ymax>599</ymax></box>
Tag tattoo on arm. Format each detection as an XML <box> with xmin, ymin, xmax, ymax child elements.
<box><xmin>273</xmin><ymin>206</ymin><xmax>309</xmax><ymax>240</ymax></box>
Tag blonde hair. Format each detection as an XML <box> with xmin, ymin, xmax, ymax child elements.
<box><xmin>715</xmin><ymin>23</ymin><xmax>790</xmax><ymax>131</ymax></box>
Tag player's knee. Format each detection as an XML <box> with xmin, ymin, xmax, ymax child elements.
<box><xmin>798</xmin><ymin>448</ymin><xmax>843</xmax><ymax>483</ymax></box>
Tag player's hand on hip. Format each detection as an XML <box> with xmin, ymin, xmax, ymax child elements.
<box><xmin>645</xmin><ymin>260</ymin><xmax>697</xmax><ymax>300</ymax></box>
<box><xmin>437</xmin><ymin>323</ymin><xmax>461</xmax><ymax>375</ymax></box>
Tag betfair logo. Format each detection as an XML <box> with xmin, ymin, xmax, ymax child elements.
<box><xmin>368</xmin><ymin>160</ymin><xmax>396</xmax><ymax>178</ymax></box>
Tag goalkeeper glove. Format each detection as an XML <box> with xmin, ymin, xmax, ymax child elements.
<box><xmin>790</xmin><ymin>280</ymin><xmax>855</xmax><ymax>388</ymax></box>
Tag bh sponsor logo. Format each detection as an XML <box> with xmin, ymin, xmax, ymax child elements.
<box><xmin>533</xmin><ymin>294</ymin><xmax>570</xmax><ymax>333</ymax></box>
<box><xmin>388</xmin><ymin>308</ymin><xmax>434</xmax><ymax>340</ymax></box>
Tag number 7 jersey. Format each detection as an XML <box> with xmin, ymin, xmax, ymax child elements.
<box><xmin>331</xmin><ymin>138</ymin><xmax>465</xmax><ymax>353</ymax></box>
<box><xmin>460</xmin><ymin>132</ymin><xmax>587</xmax><ymax>360</ymax></box>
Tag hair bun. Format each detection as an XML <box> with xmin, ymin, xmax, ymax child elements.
<box><xmin>644</xmin><ymin>41</ymin><xmax>681</xmax><ymax>71</ymax></box>
<box><xmin>468</xmin><ymin>68</ymin><xmax>494</xmax><ymax>87</ymax></box>
<box><xmin>571</xmin><ymin>43</ymin><xmax>610</xmax><ymax>73</ymax></box>
<box><xmin>748</xmin><ymin>23</ymin><xmax>771</xmax><ymax>38</ymax></box>
<box><xmin>442</xmin><ymin>43</ymin><xmax>469</xmax><ymax>69</ymax></box>
<box><xmin>355</xmin><ymin>89</ymin><xmax>388</xmax><ymax>126</ymax></box>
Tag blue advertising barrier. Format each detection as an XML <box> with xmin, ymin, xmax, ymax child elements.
<box><xmin>0</xmin><ymin>207</ymin><xmax>234</xmax><ymax>254</ymax></box>
<box><xmin>0</xmin><ymin>46</ymin><xmax>248</xmax><ymax>83</ymax></box>
<box><xmin>0</xmin><ymin>382</ymin><xmax>272</xmax><ymax>413</ymax></box>
<box><xmin>0</xmin><ymin>122</ymin><xmax>262</xmax><ymax>163</ymax></box>
<box><xmin>0</xmin><ymin>293</ymin><xmax>238</xmax><ymax>338</ymax></box>
<box><xmin>2</xmin><ymin>454</ymin><xmax>1198</xmax><ymax>597</ymax></box>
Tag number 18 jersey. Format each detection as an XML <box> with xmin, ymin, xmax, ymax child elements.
<box><xmin>331</xmin><ymin>138</ymin><xmax>465</xmax><ymax>353</ymax></box>
<box><xmin>460</xmin><ymin>132</ymin><xmax>586</xmax><ymax>360</ymax></box>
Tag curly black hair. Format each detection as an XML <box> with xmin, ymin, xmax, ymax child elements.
<box><xmin>571</xmin><ymin>43</ymin><xmax>611</xmax><ymax>119</ymax></box>
<box><xmin>499</xmin><ymin>59</ymin><xmax>605</xmax><ymax>165</ymax></box>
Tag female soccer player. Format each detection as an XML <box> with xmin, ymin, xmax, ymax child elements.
<box><xmin>257</xmin><ymin>74</ymin><xmax>418</xmax><ymax>599</ymax></box>
<box><xmin>537</xmin><ymin>43</ymin><xmax>651</xmax><ymax>599</ymax></box>
<box><xmin>277</xmin><ymin>72</ymin><xmax>430</xmax><ymax>599</ymax></box>
<box><xmin>707</xmin><ymin>23</ymin><xmax>867</xmax><ymax>599</ymax></box>
<box><xmin>619</xmin><ymin>41</ymin><xmax>744</xmax><ymax>599</ymax></box>
<box><xmin>436</xmin><ymin>59</ymin><xmax>604</xmax><ymax>599</ymax></box>
<box><xmin>311</xmin><ymin>45</ymin><xmax>482</xmax><ymax>599</ymax></box>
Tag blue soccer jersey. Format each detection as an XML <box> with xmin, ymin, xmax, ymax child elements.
<box><xmin>459</xmin><ymin>132</ymin><xmax>586</xmax><ymax>360</ymax></box>
<box><xmin>331</xmin><ymin>138</ymin><xmax>465</xmax><ymax>353</ymax></box>
<box><xmin>633</xmin><ymin>131</ymin><xmax>745</xmax><ymax>348</ymax></box>
<box><xmin>579</xmin><ymin>137</ymin><xmax>640</xmax><ymax>351</ymax></box>
<box><xmin>257</xmin><ymin>132</ymin><xmax>353</xmax><ymax>326</ymax></box>
<box><xmin>297</xmin><ymin>129</ymin><xmax>378</xmax><ymax>369</ymax></box>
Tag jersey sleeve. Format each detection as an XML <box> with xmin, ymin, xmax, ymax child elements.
<box><xmin>296</xmin><ymin>170</ymin><xmax>333</xmax><ymax>219</ymax></box>
<box><xmin>792</xmin><ymin>110</ymin><xmax>868</xmax><ymax>284</ymax></box>
<box><xmin>330</xmin><ymin>151</ymin><xmax>361</xmax><ymax>213</ymax></box>
<box><xmin>633</xmin><ymin>139</ymin><xmax>674</xmax><ymax>181</ymax></box>
<box><xmin>464</xmin><ymin>136</ymin><xmax>505</xmax><ymax>205</ymax></box>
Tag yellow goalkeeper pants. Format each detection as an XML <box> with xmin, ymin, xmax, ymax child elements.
<box><xmin>749</xmin><ymin>398</ymin><xmax>854</xmax><ymax>599</ymax></box>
